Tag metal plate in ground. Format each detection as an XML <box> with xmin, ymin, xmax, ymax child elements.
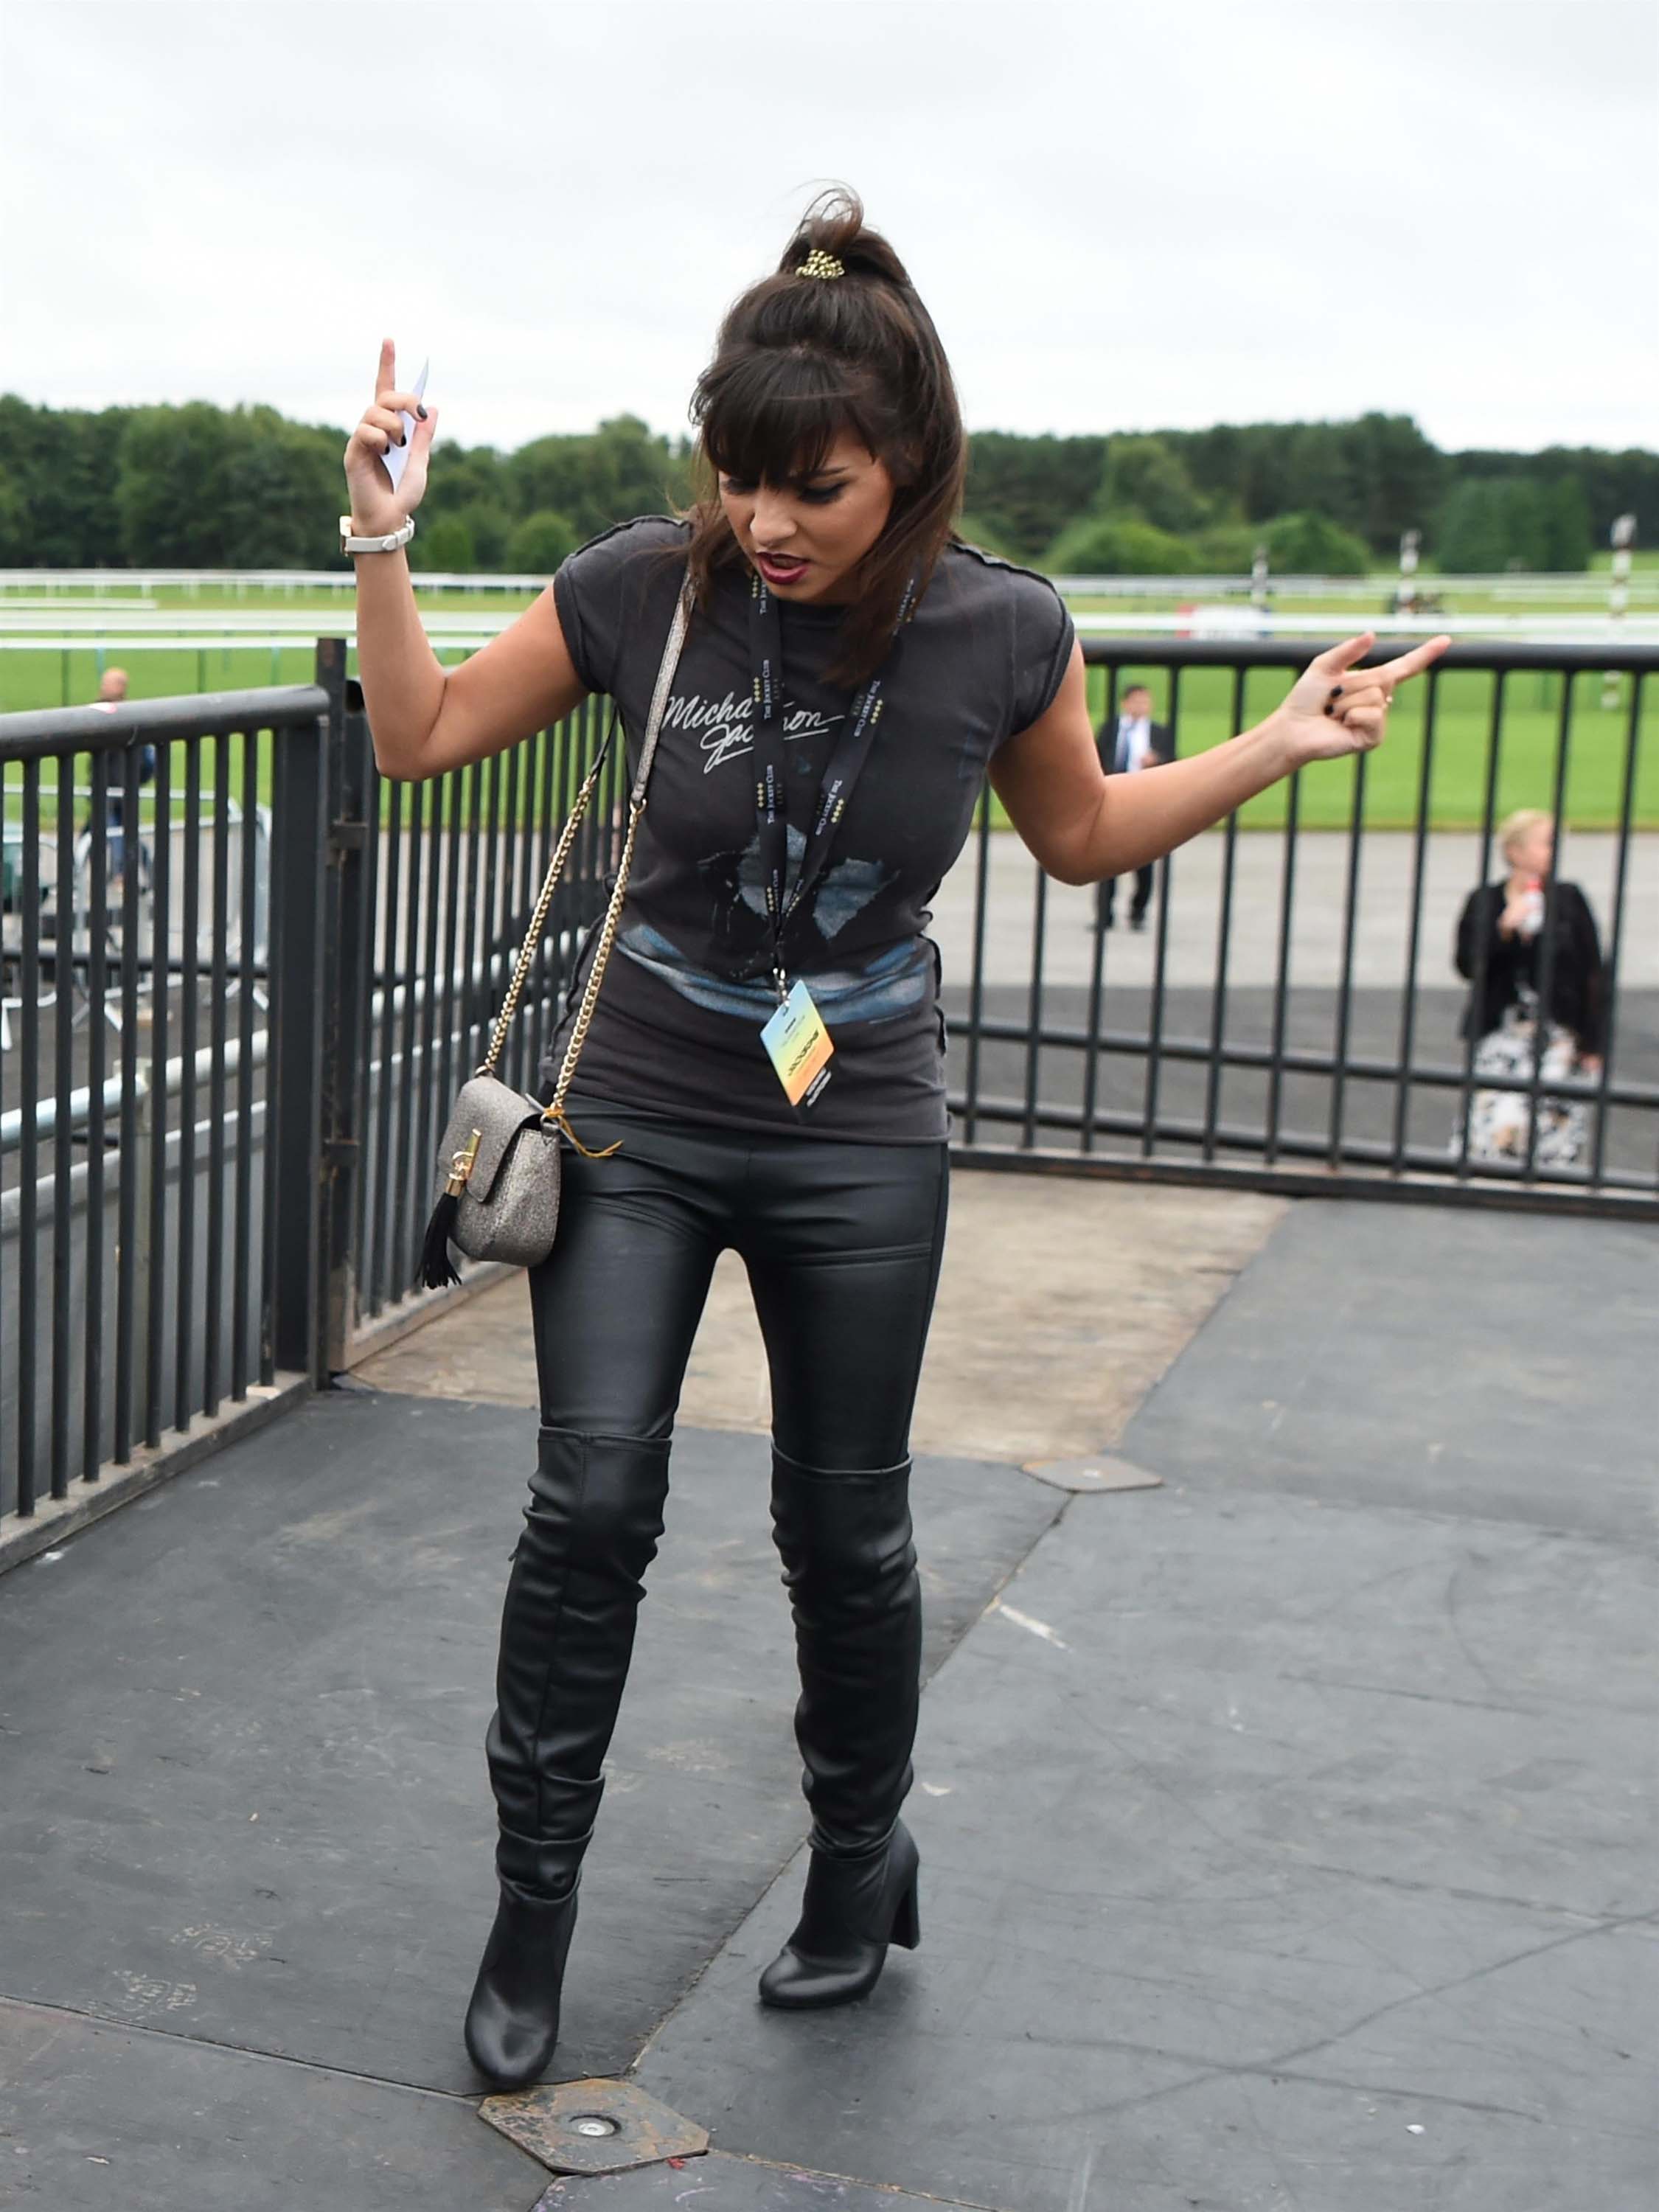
<box><xmin>479</xmin><ymin>2076</ymin><xmax>708</xmax><ymax>2175</ymax></box>
<box><xmin>1021</xmin><ymin>1455</ymin><xmax>1164</xmax><ymax>1493</ymax></box>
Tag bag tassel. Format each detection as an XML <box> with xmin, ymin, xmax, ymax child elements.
<box><xmin>418</xmin><ymin>1129</ymin><xmax>481</xmax><ymax>1291</ymax></box>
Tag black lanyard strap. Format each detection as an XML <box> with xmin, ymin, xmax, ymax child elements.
<box><xmin>747</xmin><ymin>570</ymin><xmax>914</xmax><ymax>988</ymax></box>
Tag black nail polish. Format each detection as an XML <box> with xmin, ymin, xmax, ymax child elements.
<box><xmin>1322</xmin><ymin>703</ymin><xmax>1334</xmax><ymax>717</ymax></box>
<box><xmin>417</xmin><ymin>404</ymin><xmax>428</xmax><ymax>420</ymax></box>
<box><xmin>1329</xmin><ymin>685</ymin><xmax>1343</xmax><ymax>699</ymax></box>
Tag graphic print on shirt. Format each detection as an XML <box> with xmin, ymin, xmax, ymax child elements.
<box><xmin>661</xmin><ymin>686</ymin><xmax>846</xmax><ymax>775</ymax></box>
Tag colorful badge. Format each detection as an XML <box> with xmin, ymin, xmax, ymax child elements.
<box><xmin>760</xmin><ymin>980</ymin><xmax>834</xmax><ymax>1109</ymax></box>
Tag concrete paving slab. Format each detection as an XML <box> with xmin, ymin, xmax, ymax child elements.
<box><xmin>1121</xmin><ymin>1200</ymin><xmax>1656</xmax><ymax>1541</ymax></box>
<box><xmin>0</xmin><ymin>1998</ymin><xmax>547</xmax><ymax>2212</ymax></box>
<box><xmin>0</xmin><ymin>1394</ymin><xmax>1057</xmax><ymax>2101</ymax></box>
<box><xmin>353</xmin><ymin>1172</ymin><xmax>1286</xmax><ymax>1467</ymax></box>
<box><xmin>634</xmin><ymin>1485</ymin><xmax>1657</xmax><ymax>2207</ymax></box>
<box><xmin>633</xmin><ymin>1200</ymin><xmax>1656</xmax><ymax>2211</ymax></box>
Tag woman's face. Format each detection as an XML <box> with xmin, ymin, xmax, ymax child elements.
<box><xmin>1507</xmin><ymin>819</ymin><xmax>1555</xmax><ymax>878</ymax></box>
<box><xmin>717</xmin><ymin>431</ymin><xmax>897</xmax><ymax>605</ymax></box>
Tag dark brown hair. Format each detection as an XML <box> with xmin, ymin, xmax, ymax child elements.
<box><xmin>684</xmin><ymin>189</ymin><xmax>966</xmax><ymax>682</ymax></box>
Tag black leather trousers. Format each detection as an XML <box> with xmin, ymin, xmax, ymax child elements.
<box><xmin>487</xmin><ymin>1099</ymin><xmax>948</xmax><ymax>1895</ymax></box>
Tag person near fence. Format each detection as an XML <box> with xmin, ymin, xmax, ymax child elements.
<box><xmin>80</xmin><ymin>667</ymin><xmax>155</xmax><ymax>898</ymax></box>
<box><xmin>1453</xmin><ymin>810</ymin><xmax>1606</xmax><ymax>1166</ymax></box>
<box><xmin>1093</xmin><ymin>681</ymin><xmax>1172</xmax><ymax>931</ymax></box>
<box><xmin>342</xmin><ymin>188</ymin><xmax>1450</xmax><ymax>2090</ymax></box>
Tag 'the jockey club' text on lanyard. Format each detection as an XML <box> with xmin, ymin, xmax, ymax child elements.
<box><xmin>747</xmin><ymin>568</ymin><xmax>916</xmax><ymax>1111</ymax></box>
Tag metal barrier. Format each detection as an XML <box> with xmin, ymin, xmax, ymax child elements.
<box><xmin>0</xmin><ymin>645</ymin><xmax>612</xmax><ymax>1554</ymax></box>
<box><xmin>950</xmin><ymin>638</ymin><xmax>1656</xmax><ymax>1211</ymax></box>
<box><xmin>1</xmin><ymin>630</ymin><xmax>1651</xmax><ymax>1552</ymax></box>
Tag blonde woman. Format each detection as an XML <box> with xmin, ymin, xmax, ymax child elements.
<box><xmin>1454</xmin><ymin>810</ymin><xmax>1606</xmax><ymax>1164</ymax></box>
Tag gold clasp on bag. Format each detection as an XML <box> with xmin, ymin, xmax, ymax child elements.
<box><xmin>444</xmin><ymin>1127</ymin><xmax>483</xmax><ymax>1197</ymax></box>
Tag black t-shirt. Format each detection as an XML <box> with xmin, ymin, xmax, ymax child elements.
<box><xmin>541</xmin><ymin>517</ymin><xmax>1074</xmax><ymax>1141</ymax></box>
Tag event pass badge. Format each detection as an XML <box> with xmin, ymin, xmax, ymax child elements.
<box><xmin>761</xmin><ymin>980</ymin><xmax>834</xmax><ymax>1110</ymax></box>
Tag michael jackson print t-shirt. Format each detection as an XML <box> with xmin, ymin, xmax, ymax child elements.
<box><xmin>540</xmin><ymin>517</ymin><xmax>1074</xmax><ymax>1142</ymax></box>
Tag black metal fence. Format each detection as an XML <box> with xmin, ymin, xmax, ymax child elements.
<box><xmin>953</xmin><ymin>637</ymin><xmax>1657</xmax><ymax>1207</ymax></box>
<box><xmin>0</xmin><ymin>631</ymin><xmax>1652</xmax><ymax>1555</ymax></box>
<box><xmin>0</xmin><ymin>643</ymin><xmax>617</xmax><ymax>1558</ymax></box>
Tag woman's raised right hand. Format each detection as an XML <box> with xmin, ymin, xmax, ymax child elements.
<box><xmin>342</xmin><ymin>338</ymin><xmax>439</xmax><ymax>536</ymax></box>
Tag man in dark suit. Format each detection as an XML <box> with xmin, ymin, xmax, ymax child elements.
<box><xmin>1094</xmin><ymin>684</ymin><xmax>1172</xmax><ymax>931</ymax></box>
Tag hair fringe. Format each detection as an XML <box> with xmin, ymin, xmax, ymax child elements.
<box><xmin>680</xmin><ymin>187</ymin><xmax>965</xmax><ymax>684</ymax></box>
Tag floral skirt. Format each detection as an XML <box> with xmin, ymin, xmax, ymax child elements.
<box><xmin>1455</xmin><ymin>1010</ymin><xmax>1587</xmax><ymax>1169</ymax></box>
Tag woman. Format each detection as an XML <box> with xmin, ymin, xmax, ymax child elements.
<box><xmin>1454</xmin><ymin>809</ymin><xmax>1606</xmax><ymax>1166</ymax></box>
<box><xmin>343</xmin><ymin>192</ymin><xmax>1448</xmax><ymax>2088</ymax></box>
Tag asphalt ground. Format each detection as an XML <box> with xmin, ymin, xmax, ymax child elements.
<box><xmin>1</xmin><ymin>1194</ymin><xmax>1652</xmax><ymax>2211</ymax></box>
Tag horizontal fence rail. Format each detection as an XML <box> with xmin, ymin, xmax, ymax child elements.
<box><xmin>1</xmin><ymin>628</ymin><xmax>1652</xmax><ymax>1554</ymax></box>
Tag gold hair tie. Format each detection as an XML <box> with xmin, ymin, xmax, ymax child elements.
<box><xmin>796</xmin><ymin>248</ymin><xmax>845</xmax><ymax>282</ymax></box>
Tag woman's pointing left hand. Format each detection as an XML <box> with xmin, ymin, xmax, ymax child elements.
<box><xmin>1276</xmin><ymin>630</ymin><xmax>1453</xmax><ymax>767</ymax></box>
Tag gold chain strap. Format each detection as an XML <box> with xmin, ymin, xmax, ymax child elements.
<box><xmin>476</xmin><ymin>746</ymin><xmax>610</xmax><ymax>1078</ymax></box>
<box><xmin>546</xmin><ymin>799</ymin><xmax>644</xmax><ymax>1123</ymax></box>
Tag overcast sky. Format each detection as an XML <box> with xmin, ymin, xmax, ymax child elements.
<box><xmin>3</xmin><ymin>0</ymin><xmax>1655</xmax><ymax>459</ymax></box>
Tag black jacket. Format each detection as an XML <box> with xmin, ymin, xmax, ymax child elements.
<box><xmin>1454</xmin><ymin>879</ymin><xmax>1606</xmax><ymax>1054</ymax></box>
<box><xmin>1096</xmin><ymin>716</ymin><xmax>1173</xmax><ymax>773</ymax></box>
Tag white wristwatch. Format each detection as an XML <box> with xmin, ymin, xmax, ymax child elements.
<box><xmin>340</xmin><ymin>512</ymin><xmax>416</xmax><ymax>557</ymax></box>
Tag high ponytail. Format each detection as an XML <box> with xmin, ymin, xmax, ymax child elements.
<box><xmin>684</xmin><ymin>189</ymin><xmax>967</xmax><ymax>684</ymax></box>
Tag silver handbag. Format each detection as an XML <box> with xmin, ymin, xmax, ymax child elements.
<box><xmin>418</xmin><ymin>580</ymin><xmax>692</xmax><ymax>1287</ymax></box>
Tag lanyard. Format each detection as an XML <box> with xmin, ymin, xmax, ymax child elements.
<box><xmin>746</xmin><ymin>568</ymin><xmax>914</xmax><ymax>996</ymax></box>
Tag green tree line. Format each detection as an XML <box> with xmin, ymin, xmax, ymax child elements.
<box><xmin>0</xmin><ymin>392</ymin><xmax>1651</xmax><ymax>576</ymax></box>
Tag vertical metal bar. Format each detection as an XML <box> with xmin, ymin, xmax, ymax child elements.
<box><xmin>267</xmin><ymin>689</ymin><xmax>330</xmax><ymax>1382</ymax></box>
<box><xmin>1521</xmin><ymin>667</ymin><xmax>1575</xmax><ymax>1183</ymax></box>
<box><xmin>231</xmin><ymin>727</ymin><xmax>258</xmax><ymax>1397</ymax></box>
<box><xmin>172</xmin><ymin>739</ymin><xmax>202</xmax><ymax>1430</ymax></box>
<box><xmin>1079</xmin><ymin>664</ymin><xmax>1119</xmax><ymax>1153</ymax></box>
<box><xmin>1328</xmin><ymin>746</ymin><xmax>1368</xmax><ymax>1166</ymax></box>
<box><xmin>961</xmin><ymin>780</ymin><xmax>992</xmax><ymax>1145</ymax></box>
<box><xmin>1263</xmin><ymin>770</ymin><xmax>1300</xmax><ymax>1166</ymax></box>
<box><xmin>370</xmin><ymin>772</ymin><xmax>404</xmax><ymax>1315</ymax></box>
<box><xmin>435</xmin><ymin>761</ymin><xmax>467</xmax><ymax>1147</ymax></box>
<box><xmin>50</xmin><ymin>752</ymin><xmax>76</xmax><ymax>1498</ymax></box>
<box><xmin>145</xmin><ymin>741</ymin><xmax>172</xmax><ymax>1436</ymax></box>
<box><xmin>16</xmin><ymin>762</ymin><xmax>41</xmax><ymax>1509</ymax></box>
<box><xmin>81</xmin><ymin>745</ymin><xmax>110</xmax><ymax>1480</ymax></box>
<box><xmin>1020</xmin><ymin>848</ymin><xmax>1047</xmax><ymax>1150</ymax></box>
<box><xmin>1390</xmin><ymin>666</ymin><xmax>1440</xmax><ymax>1171</ymax></box>
<box><xmin>1454</xmin><ymin>670</ymin><xmax>1506</xmax><ymax>1179</ymax></box>
<box><xmin>390</xmin><ymin>777</ymin><xmax>424</xmax><ymax>1294</ymax></box>
<box><xmin>1590</xmin><ymin>672</ymin><xmax>1642</xmax><ymax>1187</ymax></box>
<box><xmin>260</xmin><ymin>727</ymin><xmax>282</xmax><ymax>1386</ymax></box>
<box><xmin>459</xmin><ymin>751</ymin><xmax>484</xmax><ymax>1076</ymax></box>
<box><xmin>1140</xmin><ymin>666</ymin><xmax>1178</xmax><ymax>1158</ymax></box>
<box><xmin>202</xmin><ymin>731</ymin><xmax>232</xmax><ymax>1416</ymax></box>
<box><xmin>411</xmin><ymin>767</ymin><xmax>446</xmax><ymax>1276</ymax></box>
<box><xmin>47</xmin><ymin>752</ymin><xmax>77</xmax><ymax>1495</ymax></box>
<box><xmin>523</xmin><ymin>719</ymin><xmax>554</xmax><ymax>1093</ymax></box>
<box><xmin>475</xmin><ymin>746</ymin><xmax>503</xmax><ymax>1078</ymax></box>
<box><xmin>1202</xmin><ymin>667</ymin><xmax>1246</xmax><ymax>1164</ymax></box>
<box><xmin>319</xmin><ymin>641</ymin><xmax>369</xmax><ymax>1374</ymax></box>
<box><xmin>498</xmin><ymin>730</ymin><xmax>522</xmax><ymax>1102</ymax></box>
<box><xmin>112</xmin><ymin>742</ymin><xmax>142</xmax><ymax>1459</ymax></box>
<box><xmin>348</xmin><ymin>715</ymin><xmax>381</xmax><ymax>1322</ymax></box>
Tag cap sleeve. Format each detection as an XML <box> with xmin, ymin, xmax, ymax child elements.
<box><xmin>1009</xmin><ymin>569</ymin><xmax>1077</xmax><ymax>734</ymax></box>
<box><xmin>552</xmin><ymin>516</ymin><xmax>689</xmax><ymax>698</ymax></box>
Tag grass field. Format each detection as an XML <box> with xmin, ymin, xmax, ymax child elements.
<box><xmin>1</xmin><ymin>579</ymin><xmax>1652</xmax><ymax>834</ymax></box>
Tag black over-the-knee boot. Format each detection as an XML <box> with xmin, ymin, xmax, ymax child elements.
<box><xmin>759</xmin><ymin>1447</ymin><xmax>924</xmax><ymax>2009</ymax></box>
<box><xmin>465</xmin><ymin>1425</ymin><xmax>670</xmax><ymax>2086</ymax></box>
